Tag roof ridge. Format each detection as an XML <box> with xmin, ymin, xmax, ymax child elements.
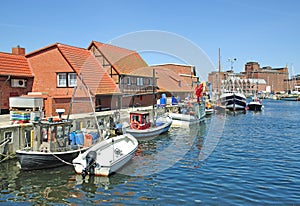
<box><xmin>91</xmin><ymin>40</ymin><xmax>137</xmax><ymax>53</ymax></box>
<box><xmin>0</xmin><ymin>51</ymin><xmax>27</xmax><ymax>57</ymax></box>
<box><xmin>26</xmin><ymin>42</ymin><xmax>88</xmax><ymax>57</ymax></box>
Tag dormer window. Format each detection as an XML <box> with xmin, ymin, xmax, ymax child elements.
<box><xmin>57</xmin><ymin>72</ymin><xmax>77</xmax><ymax>87</ymax></box>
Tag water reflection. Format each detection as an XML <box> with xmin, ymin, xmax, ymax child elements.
<box><xmin>10</xmin><ymin>163</ymin><xmax>73</xmax><ymax>204</ymax></box>
<box><xmin>0</xmin><ymin>120</ymin><xmax>209</xmax><ymax>205</ymax></box>
<box><xmin>120</xmin><ymin>122</ymin><xmax>207</xmax><ymax>176</ymax></box>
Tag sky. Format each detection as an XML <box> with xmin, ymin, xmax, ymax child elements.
<box><xmin>1</xmin><ymin>0</ymin><xmax>300</xmax><ymax>80</ymax></box>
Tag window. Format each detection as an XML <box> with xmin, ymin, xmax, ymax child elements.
<box><xmin>127</xmin><ymin>77</ymin><xmax>131</xmax><ymax>85</ymax></box>
<box><xmin>57</xmin><ymin>73</ymin><xmax>67</xmax><ymax>87</ymax></box>
<box><xmin>4</xmin><ymin>131</ymin><xmax>13</xmax><ymax>143</ymax></box>
<box><xmin>68</xmin><ymin>73</ymin><xmax>77</xmax><ymax>87</ymax></box>
<box><xmin>57</xmin><ymin>73</ymin><xmax>77</xmax><ymax>87</ymax></box>
<box><xmin>137</xmin><ymin>77</ymin><xmax>144</xmax><ymax>86</ymax></box>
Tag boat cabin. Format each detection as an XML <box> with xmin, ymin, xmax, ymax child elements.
<box><xmin>32</xmin><ymin>119</ymin><xmax>73</xmax><ymax>152</ymax></box>
<box><xmin>129</xmin><ymin>111</ymin><xmax>151</xmax><ymax>130</ymax></box>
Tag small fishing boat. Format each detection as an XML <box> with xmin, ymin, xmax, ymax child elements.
<box><xmin>247</xmin><ymin>96</ymin><xmax>263</xmax><ymax>111</ymax></box>
<box><xmin>72</xmin><ymin>133</ymin><xmax>138</xmax><ymax>177</ymax></box>
<box><xmin>168</xmin><ymin>101</ymin><xmax>206</xmax><ymax>127</ymax></box>
<box><xmin>205</xmin><ymin>100</ymin><xmax>214</xmax><ymax>115</ymax></box>
<box><xmin>123</xmin><ymin>111</ymin><xmax>172</xmax><ymax>141</ymax></box>
<box><xmin>16</xmin><ymin>118</ymin><xmax>100</xmax><ymax>170</ymax></box>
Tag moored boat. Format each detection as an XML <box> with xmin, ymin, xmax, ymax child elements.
<box><xmin>205</xmin><ymin>100</ymin><xmax>214</xmax><ymax>115</ymax></box>
<box><xmin>16</xmin><ymin>118</ymin><xmax>100</xmax><ymax>170</ymax></box>
<box><xmin>168</xmin><ymin>101</ymin><xmax>206</xmax><ymax>127</ymax></box>
<box><xmin>219</xmin><ymin>92</ymin><xmax>247</xmax><ymax>111</ymax></box>
<box><xmin>123</xmin><ymin>111</ymin><xmax>172</xmax><ymax>141</ymax></box>
<box><xmin>280</xmin><ymin>93</ymin><xmax>300</xmax><ymax>101</ymax></box>
<box><xmin>72</xmin><ymin>133</ymin><xmax>138</xmax><ymax>177</ymax></box>
<box><xmin>247</xmin><ymin>96</ymin><xmax>263</xmax><ymax>111</ymax></box>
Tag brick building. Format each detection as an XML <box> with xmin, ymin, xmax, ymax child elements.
<box><xmin>1</xmin><ymin>42</ymin><xmax>202</xmax><ymax>116</ymax></box>
<box><xmin>88</xmin><ymin>41</ymin><xmax>155</xmax><ymax>108</ymax></box>
<box><xmin>242</xmin><ymin>62</ymin><xmax>289</xmax><ymax>93</ymax></box>
<box><xmin>208</xmin><ymin>62</ymin><xmax>289</xmax><ymax>98</ymax></box>
<box><xmin>0</xmin><ymin>46</ymin><xmax>34</xmax><ymax>114</ymax></box>
<box><xmin>26</xmin><ymin>43</ymin><xmax>120</xmax><ymax>117</ymax></box>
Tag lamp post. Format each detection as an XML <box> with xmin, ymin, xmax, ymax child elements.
<box><xmin>228</xmin><ymin>58</ymin><xmax>237</xmax><ymax>71</ymax></box>
<box><xmin>227</xmin><ymin>58</ymin><xmax>237</xmax><ymax>92</ymax></box>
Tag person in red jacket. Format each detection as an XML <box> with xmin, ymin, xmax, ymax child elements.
<box><xmin>195</xmin><ymin>83</ymin><xmax>203</xmax><ymax>102</ymax></box>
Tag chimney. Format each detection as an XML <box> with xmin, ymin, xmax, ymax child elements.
<box><xmin>12</xmin><ymin>45</ymin><xmax>25</xmax><ymax>55</ymax></box>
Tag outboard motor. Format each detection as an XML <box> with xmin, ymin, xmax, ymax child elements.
<box><xmin>82</xmin><ymin>151</ymin><xmax>97</xmax><ymax>179</ymax></box>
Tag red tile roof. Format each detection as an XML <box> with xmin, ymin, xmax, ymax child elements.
<box><xmin>131</xmin><ymin>66</ymin><xmax>193</xmax><ymax>93</ymax></box>
<box><xmin>153</xmin><ymin>63</ymin><xmax>195</xmax><ymax>76</ymax></box>
<box><xmin>0</xmin><ymin>52</ymin><xmax>32</xmax><ymax>77</ymax></box>
<box><xmin>58</xmin><ymin>44</ymin><xmax>120</xmax><ymax>95</ymax></box>
<box><xmin>152</xmin><ymin>63</ymin><xmax>198</xmax><ymax>89</ymax></box>
<box><xmin>89</xmin><ymin>41</ymin><xmax>148</xmax><ymax>74</ymax></box>
<box><xmin>27</xmin><ymin>43</ymin><xmax>120</xmax><ymax>95</ymax></box>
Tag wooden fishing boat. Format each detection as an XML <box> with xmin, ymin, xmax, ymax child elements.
<box><xmin>72</xmin><ymin>133</ymin><xmax>138</xmax><ymax>177</ymax></box>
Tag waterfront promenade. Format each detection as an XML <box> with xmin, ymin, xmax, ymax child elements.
<box><xmin>0</xmin><ymin>114</ymin><xmax>10</xmax><ymax>126</ymax></box>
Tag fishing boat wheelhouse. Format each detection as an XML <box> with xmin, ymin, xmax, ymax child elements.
<box><xmin>130</xmin><ymin>111</ymin><xmax>151</xmax><ymax>130</ymax></box>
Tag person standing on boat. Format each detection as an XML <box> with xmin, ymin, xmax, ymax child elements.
<box><xmin>195</xmin><ymin>83</ymin><xmax>203</xmax><ymax>103</ymax></box>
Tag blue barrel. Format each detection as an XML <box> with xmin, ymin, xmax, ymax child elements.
<box><xmin>69</xmin><ymin>132</ymin><xmax>76</xmax><ymax>145</ymax></box>
<box><xmin>75</xmin><ymin>132</ymin><xmax>84</xmax><ymax>145</ymax></box>
<box><xmin>160</xmin><ymin>97</ymin><xmax>166</xmax><ymax>105</ymax></box>
<box><xmin>172</xmin><ymin>96</ymin><xmax>178</xmax><ymax>105</ymax></box>
<box><xmin>90</xmin><ymin>132</ymin><xmax>100</xmax><ymax>144</ymax></box>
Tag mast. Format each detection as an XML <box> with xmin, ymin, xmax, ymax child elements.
<box><xmin>218</xmin><ymin>48</ymin><xmax>221</xmax><ymax>97</ymax></box>
<box><xmin>152</xmin><ymin>68</ymin><xmax>156</xmax><ymax>125</ymax></box>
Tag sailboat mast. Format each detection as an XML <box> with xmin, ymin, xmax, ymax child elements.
<box><xmin>152</xmin><ymin>68</ymin><xmax>156</xmax><ymax>124</ymax></box>
<box><xmin>218</xmin><ymin>48</ymin><xmax>221</xmax><ymax>97</ymax></box>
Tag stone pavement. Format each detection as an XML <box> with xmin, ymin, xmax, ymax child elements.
<box><xmin>0</xmin><ymin>114</ymin><xmax>10</xmax><ymax>126</ymax></box>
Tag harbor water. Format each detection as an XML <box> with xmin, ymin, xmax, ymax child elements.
<box><xmin>0</xmin><ymin>100</ymin><xmax>299</xmax><ymax>205</ymax></box>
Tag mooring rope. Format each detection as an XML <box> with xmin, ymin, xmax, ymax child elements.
<box><xmin>50</xmin><ymin>152</ymin><xmax>74</xmax><ymax>166</ymax></box>
<box><xmin>49</xmin><ymin>148</ymin><xmax>86</xmax><ymax>166</ymax></box>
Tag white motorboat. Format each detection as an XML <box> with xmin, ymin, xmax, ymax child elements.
<box><xmin>168</xmin><ymin>101</ymin><xmax>206</xmax><ymax>127</ymax></box>
<box><xmin>72</xmin><ymin>133</ymin><xmax>138</xmax><ymax>177</ymax></box>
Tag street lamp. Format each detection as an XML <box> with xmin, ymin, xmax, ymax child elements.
<box><xmin>228</xmin><ymin>58</ymin><xmax>237</xmax><ymax>71</ymax></box>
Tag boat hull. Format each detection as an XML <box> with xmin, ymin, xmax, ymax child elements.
<box><xmin>73</xmin><ymin>134</ymin><xmax>138</xmax><ymax>176</ymax></box>
<box><xmin>168</xmin><ymin>102</ymin><xmax>206</xmax><ymax>127</ymax></box>
<box><xmin>247</xmin><ymin>102</ymin><xmax>263</xmax><ymax>111</ymax></box>
<box><xmin>124</xmin><ymin>117</ymin><xmax>172</xmax><ymax>141</ymax></box>
<box><xmin>281</xmin><ymin>96</ymin><xmax>299</xmax><ymax>101</ymax></box>
<box><xmin>220</xmin><ymin>93</ymin><xmax>246</xmax><ymax>111</ymax></box>
<box><xmin>16</xmin><ymin>148</ymin><xmax>88</xmax><ymax>170</ymax></box>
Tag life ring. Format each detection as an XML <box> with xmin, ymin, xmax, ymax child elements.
<box><xmin>131</xmin><ymin>122</ymin><xmax>139</xmax><ymax>129</ymax></box>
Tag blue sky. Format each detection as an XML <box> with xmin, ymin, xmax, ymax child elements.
<box><xmin>1</xmin><ymin>0</ymin><xmax>299</xmax><ymax>80</ymax></box>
